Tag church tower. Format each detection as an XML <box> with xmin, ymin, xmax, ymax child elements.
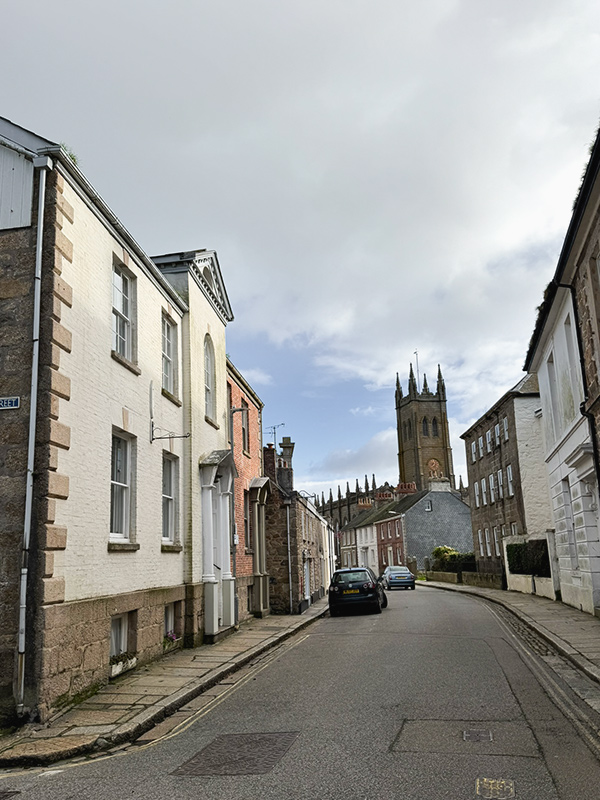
<box><xmin>396</xmin><ymin>364</ymin><xmax>455</xmax><ymax>491</ymax></box>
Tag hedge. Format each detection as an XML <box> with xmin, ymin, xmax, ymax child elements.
<box><xmin>506</xmin><ymin>540</ymin><xmax>551</xmax><ymax>577</ymax></box>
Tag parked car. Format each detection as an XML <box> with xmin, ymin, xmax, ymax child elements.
<box><xmin>328</xmin><ymin>567</ymin><xmax>388</xmax><ymax>616</ymax></box>
<box><xmin>382</xmin><ymin>565</ymin><xmax>415</xmax><ymax>590</ymax></box>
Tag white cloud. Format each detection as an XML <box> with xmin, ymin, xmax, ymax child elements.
<box><xmin>236</xmin><ymin>367</ymin><xmax>273</xmax><ymax>387</ymax></box>
<box><xmin>4</xmin><ymin>1</ymin><xmax>600</xmax><ymax>488</ymax></box>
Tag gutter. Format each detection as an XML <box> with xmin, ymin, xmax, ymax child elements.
<box><xmin>17</xmin><ymin>155</ymin><xmax>53</xmax><ymax>716</ymax></box>
<box><xmin>37</xmin><ymin>145</ymin><xmax>187</xmax><ymax>315</ymax></box>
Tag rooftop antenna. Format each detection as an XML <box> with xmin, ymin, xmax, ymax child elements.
<box><xmin>266</xmin><ymin>422</ymin><xmax>285</xmax><ymax>450</ymax></box>
<box><xmin>414</xmin><ymin>349</ymin><xmax>421</xmax><ymax>392</ymax></box>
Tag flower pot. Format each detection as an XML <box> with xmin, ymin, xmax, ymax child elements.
<box><xmin>110</xmin><ymin>656</ymin><xmax>137</xmax><ymax>678</ymax></box>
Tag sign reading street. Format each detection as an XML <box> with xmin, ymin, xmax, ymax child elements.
<box><xmin>0</xmin><ymin>397</ymin><xmax>20</xmax><ymax>410</ymax></box>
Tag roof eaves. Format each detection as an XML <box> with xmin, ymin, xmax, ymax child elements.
<box><xmin>524</xmin><ymin>124</ymin><xmax>600</xmax><ymax>370</ymax></box>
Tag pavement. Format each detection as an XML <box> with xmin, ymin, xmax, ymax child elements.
<box><xmin>0</xmin><ymin>599</ymin><xmax>329</xmax><ymax>769</ymax></box>
<box><xmin>2</xmin><ymin>581</ymin><xmax>600</xmax><ymax>769</ymax></box>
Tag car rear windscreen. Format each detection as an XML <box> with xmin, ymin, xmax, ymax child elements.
<box><xmin>333</xmin><ymin>571</ymin><xmax>370</xmax><ymax>584</ymax></box>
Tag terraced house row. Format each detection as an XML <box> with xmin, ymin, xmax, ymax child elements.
<box><xmin>0</xmin><ymin>116</ymin><xmax>334</xmax><ymax>726</ymax></box>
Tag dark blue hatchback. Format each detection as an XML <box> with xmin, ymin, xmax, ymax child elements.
<box><xmin>328</xmin><ymin>567</ymin><xmax>388</xmax><ymax>615</ymax></box>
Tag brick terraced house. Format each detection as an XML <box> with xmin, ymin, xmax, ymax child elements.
<box><xmin>227</xmin><ymin>358</ymin><xmax>270</xmax><ymax>621</ymax></box>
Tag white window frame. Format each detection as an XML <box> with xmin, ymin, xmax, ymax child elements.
<box><xmin>478</xmin><ymin>530</ymin><xmax>484</xmax><ymax>556</ymax></box>
<box><xmin>511</xmin><ymin>522</ymin><xmax>518</xmax><ymax>535</ymax></box>
<box><xmin>164</xmin><ymin>603</ymin><xmax>175</xmax><ymax>638</ymax></box>
<box><xmin>471</xmin><ymin>441</ymin><xmax>476</xmax><ymax>463</ymax></box>
<box><xmin>204</xmin><ymin>334</ymin><xmax>216</xmax><ymax>421</ymax></box>
<box><xmin>244</xmin><ymin>490</ymin><xmax>252</xmax><ymax>549</ymax></box>
<box><xmin>507</xmin><ymin>464</ymin><xmax>514</xmax><ymax>496</ymax></box>
<box><xmin>478</xmin><ymin>436</ymin><xmax>484</xmax><ymax>458</ymax></box>
<box><xmin>484</xmin><ymin>528</ymin><xmax>491</xmax><ymax>556</ymax></box>
<box><xmin>481</xmin><ymin>477</ymin><xmax>487</xmax><ymax>506</ymax></box>
<box><xmin>474</xmin><ymin>482</ymin><xmax>480</xmax><ymax>508</ymax></box>
<box><xmin>494</xmin><ymin>423</ymin><xmax>500</xmax><ymax>446</ymax></box>
<box><xmin>486</xmin><ymin>430</ymin><xmax>492</xmax><ymax>453</ymax></box>
<box><xmin>110</xmin><ymin>613</ymin><xmax>128</xmax><ymax>658</ymax></box>
<box><xmin>489</xmin><ymin>474</ymin><xmax>495</xmax><ymax>504</ymax></box>
<box><xmin>497</xmin><ymin>469</ymin><xmax>503</xmax><ymax>499</ymax></box>
<box><xmin>493</xmin><ymin>526</ymin><xmax>501</xmax><ymax>556</ymax></box>
<box><xmin>162</xmin><ymin>454</ymin><xmax>178</xmax><ymax>542</ymax></box>
<box><xmin>111</xmin><ymin>433</ymin><xmax>132</xmax><ymax>539</ymax></box>
<box><xmin>241</xmin><ymin>399</ymin><xmax>249</xmax><ymax>452</ymax></box>
<box><xmin>503</xmin><ymin>416</ymin><xmax>509</xmax><ymax>441</ymax></box>
<box><xmin>162</xmin><ymin>315</ymin><xmax>177</xmax><ymax>395</ymax></box>
<box><xmin>112</xmin><ymin>265</ymin><xmax>135</xmax><ymax>361</ymax></box>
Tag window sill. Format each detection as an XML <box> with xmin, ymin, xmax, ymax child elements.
<box><xmin>245</xmin><ymin>549</ymin><xmax>255</xmax><ymax>555</ymax></box>
<box><xmin>108</xmin><ymin>540</ymin><xmax>140</xmax><ymax>552</ymax></box>
<box><xmin>242</xmin><ymin>449</ymin><xmax>251</xmax><ymax>458</ymax></box>
<box><xmin>162</xmin><ymin>388</ymin><xmax>182</xmax><ymax>407</ymax></box>
<box><xmin>205</xmin><ymin>415</ymin><xmax>220</xmax><ymax>430</ymax></box>
<box><xmin>111</xmin><ymin>350</ymin><xmax>141</xmax><ymax>376</ymax></box>
<box><xmin>161</xmin><ymin>542</ymin><xmax>183</xmax><ymax>553</ymax></box>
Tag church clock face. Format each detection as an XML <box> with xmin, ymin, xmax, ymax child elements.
<box><xmin>427</xmin><ymin>458</ymin><xmax>440</xmax><ymax>477</ymax></box>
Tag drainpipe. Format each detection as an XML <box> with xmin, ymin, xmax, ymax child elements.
<box><xmin>17</xmin><ymin>155</ymin><xmax>53</xmax><ymax>716</ymax></box>
<box><xmin>230</xmin><ymin>406</ymin><xmax>246</xmax><ymax>625</ymax></box>
<box><xmin>284</xmin><ymin>498</ymin><xmax>293</xmax><ymax>613</ymax></box>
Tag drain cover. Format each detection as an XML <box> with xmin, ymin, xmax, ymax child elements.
<box><xmin>464</xmin><ymin>730</ymin><xmax>493</xmax><ymax>742</ymax></box>
<box><xmin>172</xmin><ymin>731</ymin><xmax>299</xmax><ymax>776</ymax></box>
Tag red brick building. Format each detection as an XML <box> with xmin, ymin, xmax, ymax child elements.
<box><xmin>227</xmin><ymin>359</ymin><xmax>270</xmax><ymax>622</ymax></box>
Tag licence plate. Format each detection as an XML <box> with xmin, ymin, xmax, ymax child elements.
<box><xmin>343</xmin><ymin>589</ymin><xmax>360</xmax><ymax>594</ymax></box>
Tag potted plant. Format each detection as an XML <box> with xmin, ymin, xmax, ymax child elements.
<box><xmin>162</xmin><ymin>630</ymin><xmax>181</xmax><ymax>652</ymax></box>
<box><xmin>109</xmin><ymin>651</ymin><xmax>137</xmax><ymax>678</ymax></box>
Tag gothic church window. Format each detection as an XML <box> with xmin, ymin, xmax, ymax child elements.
<box><xmin>422</xmin><ymin>418</ymin><xmax>429</xmax><ymax>436</ymax></box>
<box><xmin>432</xmin><ymin>417</ymin><xmax>439</xmax><ymax>436</ymax></box>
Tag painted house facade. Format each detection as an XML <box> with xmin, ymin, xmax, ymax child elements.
<box><xmin>0</xmin><ymin>117</ymin><xmax>242</xmax><ymax>723</ymax></box>
<box><xmin>524</xmin><ymin>124</ymin><xmax>600</xmax><ymax>614</ymax></box>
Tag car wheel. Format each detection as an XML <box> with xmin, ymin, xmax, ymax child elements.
<box><xmin>373</xmin><ymin>598</ymin><xmax>382</xmax><ymax>614</ymax></box>
<box><xmin>329</xmin><ymin>606</ymin><xmax>339</xmax><ymax>617</ymax></box>
<box><xmin>411</xmin><ymin>585</ymin><xmax>415</xmax><ymax>590</ymax></box>
<box><xmin>381</xmin><ymin>593</ymin><xmax>388</xmax><ymax>609</ymax></box>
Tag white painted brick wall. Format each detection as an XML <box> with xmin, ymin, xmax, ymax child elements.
<box><xmin>513</xmin><ymin>397</ymin><xmax>553</xmax><ymax>535</ymax></box>
<box><xmin>53</xmin><ymin>180</ymin><xmax>188</xmax><ymax>601</ymax></box>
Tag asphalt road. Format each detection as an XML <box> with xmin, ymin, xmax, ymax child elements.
<box><xmin>4</xmin><ymin>587</ymin><xmax>600</xmax><ymax>799</ymax></box>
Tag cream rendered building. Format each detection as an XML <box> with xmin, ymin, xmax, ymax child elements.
<box><xmin>0</xmin><ymin>117</ymin><xmax>235</xmax><ymax>723</ymax></box>
<box><xmin>528</xmin><ymin>289</ymin><xmax>600</xmax><ymax>614</ymax></box>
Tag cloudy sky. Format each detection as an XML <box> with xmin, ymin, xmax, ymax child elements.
<box><xmin>3</xmin><ymin>1</ymin><xmax>600</xmax><ymax>497</ymax></box>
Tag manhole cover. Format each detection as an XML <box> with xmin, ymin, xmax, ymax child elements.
<box><xmin>476</xmin><ymin>778</ymin><xmax>515</xmax><ymax>798</ymax></box>
<box><xmin>464</xmin><ymin>729</ymin><xmax>493</xmax><ymax>742</ymax></box>
<box><xmin>172</xmin><ymin>731</ymin><xmax>299</xmax><ymax>776</ymax></box>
